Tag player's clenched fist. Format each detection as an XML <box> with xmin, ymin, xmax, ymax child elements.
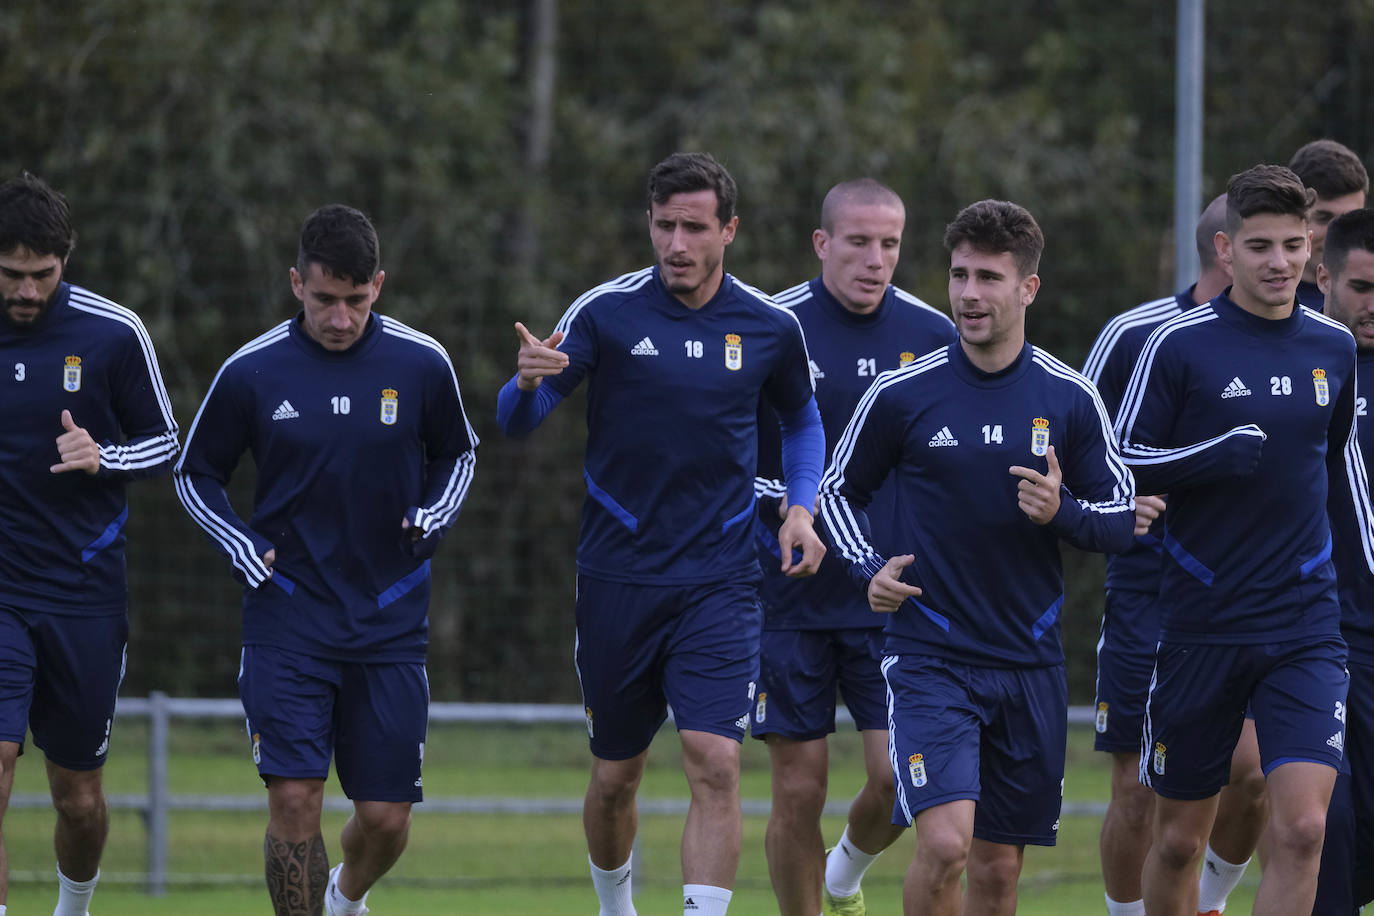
<box><xmin>514</xmin><ymin>321</ymin><xmax>568</xmax><ymax>391</ymax></box>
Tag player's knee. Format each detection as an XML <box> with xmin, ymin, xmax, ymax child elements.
<box><xmin>1109</xmin><ymin>781</ymin><xmax>1155</xmax><ymax>830</ymax></box>
<box><xmin>866</xmin><ymin>770</ymin><xmax>896</xmax><ymax>809</ymax></box>
<box><xmin>358</xmin><ymin>803</ymin><xmax>411</xmax><ymax>843</ymax></box>
<box><xmin>1152</xmin><ymin>821</ymin><xmax>1207</xmax><ymax>870</ymax></box>
<box><xmin>772</xmin><ymin>761</ymin><xmax>826</xmax><ymax>815</ymax></box>
<box><xmin>682</xmin><ymin>742</ymin><xmax>740</xmax><ymax>800</ymax></box>
<box><xmin>51</xmin><ymin>781</ymin><xmax>105</xmax><ymax>825</ymax></box>
<box><xmin>267</xmin><ymin>780</ymin><xmax>324</xmax><ymax>834</ymax></box>
<box><xmin>966</xmin><ymin>848</ymin><xmax>1020</xmax><ymax>900</ymax></box>
<box><xmin>916</xmin><ymin>825</ymin><xmax>971</xmax><ymax>878</ymax></box>
<box><xmin>1270</xmin><ymin>805</ymin><xmax>1328</xmax><ymax>860</ymax></box>
<box><xmin>1228</xmin><ymin>763</ymin><xmax>1267</xmax><ymax>807</ymax></box>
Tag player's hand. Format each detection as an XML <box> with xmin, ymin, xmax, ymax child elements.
<box><xmin>868</xmin><ymin>554</ymin><xmax>922</xmax><ymax>613</ymax></box>
<box><xmin>1133</xmin><ymin>494</ymin><xmax>1166</xmax><ymax>536</ymax></box>
<box><xmin>50</xmin><ymin>409</ymin><xmax>100</xmax><ymax>475</ymax></box>
<box><xmin>261</xmin><ymin>548</ymin><xmax>275</xmax><ymax>577</ymax></box>
<box><xmin>778</xmin><ymin>503</ymin><xmax>825</xmax><ymax>577</ymax></box>
<box><xmin>1009</xmin><ymin>445</ymin><xmax>1063</xmax><ymax>525</ymax></box>
<box><xmin>515</xmin><ymin>321</ymin><xmax>568</xmax><ymax>391</ymax></box>
<box><xmin>401</xmin><ymin>515</ymin><xmax>424</xmax><ymax>542</ymax></box>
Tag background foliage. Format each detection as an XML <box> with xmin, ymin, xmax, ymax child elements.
<box><xmin>3</xmin><ymin>0</ymin><xmax>1371</xmax><ymax>701</ymax></box>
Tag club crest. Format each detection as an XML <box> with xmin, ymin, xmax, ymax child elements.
<box><xmin>380</xmin><ymin>388</ymin><xmax>399</xmax><ymax>425</ymax></box>
<box><xmin>63</xmin><ymin>355</ymin><xmax>82</xmax><ymax>392</ymax></box>
<box><xmin>1313</xmin><ymin>369</ymin><xmax>1329</xmax><ymax>407</ymax></box>
<box><xmin>908</xmin><ymin>753</ymin><xmax>927</xmax><ymax>788</ymax></box>
<box><xmin>725</xmin><ymin>333</ymin><xmax>742</xmax><ymax>371</ymax></box>
<box><xmin>899</xmin><ymin>351</ymin><xmax>916</xmax><ymax>367</ymax></box>
<box><xmin>1030</xmin><ymin>417</ymin><xmax>1050</xmax><ymax>457</ymax></box>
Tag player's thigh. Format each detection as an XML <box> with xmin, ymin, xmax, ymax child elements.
<box><xmin>881</xmin><ymin>654</ymin><xmax>981</xmax><ymax>828</ymax></box>
<box><xmin>238</xmin><ymin>645</ymin><xmax>339</xmax><ymax>781</ymax></box>
<box><xmin>29</xmin><ymin>610</ymin><xmax>126</xmax><ymax>771</ymax></box>
<box><xmin>1093</xmin><ymin>590</ymin><xmax>1159</xmax><ymax>754</ymax></box>
<box><xmin>0</xmin><ymin>605</ymin><xmax>38</xmax><ymax>748</ymax></box>
<box><xmin>753</xmin><ymin>627</ymin><xmax>841</xmax><ymax>741</ymax></box>
<box><xmin>1250</xmin><ymin>636</ymin><xmax>1348</xmax><ymax>775</ymax></box>
<box><xmin>573</xmin><ymin>576</ymin><xmax>681</xmax><ymax>760</ymax></box>
<box><xmin>1142</xmin><ymin>641</ymin><xmax>1251</xmax><ymax>800</ymax></box>
<box><xmin>975</xmin><ymin>664</ymin><xmax>1067</xmax><ymax>847</ymax></box>
<box><xmin>334</xmin><ymin>661</ymin><xmax>428</xmax><ymax>803</ymax></box>
<box><xmin>834</xmin><ymin>627</ymin><xmax>890</xmax><ymax>733</ymax></box>
<box><xmin>661</xmin><ymin>580</ymin><xmax>761</xmax><ymax>743</ymax></box>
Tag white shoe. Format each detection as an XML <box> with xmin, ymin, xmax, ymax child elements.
<box><xmin>325</xmin><ymin>863</ymin><xmax>370</xmax><ymax>915</ymax></box>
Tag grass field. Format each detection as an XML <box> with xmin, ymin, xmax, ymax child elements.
<box><xmin>3</xmin><ymin>718</ymin><xmax>1259</xmax><ymax>914</ymax></box>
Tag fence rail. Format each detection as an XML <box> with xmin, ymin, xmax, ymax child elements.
<box><xmin>10</xmin><ymin>694</ymin><xmax>1104</xmax><ymax>895</ymax></box>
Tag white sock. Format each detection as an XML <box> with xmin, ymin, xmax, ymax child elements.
<box><xmin>327</xmin><ymin>865</ymin><xmax>369</xmax><ymax>915</ymax></box>
<box><xmin>825</xmin><ymin>826</ymin><xmax>881</xmax><ymax>897</ymax></box>
<box><xmin>1105</xmin><ymin>894</ymin><xmax>1146</xmax><ymax>916</ymax></box>
<box><xmin>590</xmin><ymin>855</ymin><xmax>636</xmax><ymax>916</ymax></box>
<box><xmin>1197</xmin><ymin>844</ymin><xmax>1250</xmax><ymax>913</ymax></box>
<box><xmin>683</xmin><ymin>883</ymin><xmax>732</xmax><ymax>916</ymax></box>
<box><xmin>54</xmin><ymin>865</ymin><xmax>98</xmax><ymax>916</ymax></box>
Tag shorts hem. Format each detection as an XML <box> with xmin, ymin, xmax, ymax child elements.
<box><xmin>972</xmin><ymin>825</ymin><xmax>1057</xmax><ymax>848</ymax></box>
<box><xmin>1262</xmin><ymin>755</ymin><xmax>1340</xmax><ymax>777</ymax></box>
<box><xmin>40</xmin><ymin>752</ymin><xmax>105</xmax><ymax>772</ymax></box>
<box><xmin>342</xmin><ymin>790</ymin><xmax>423</xmax><ymax>804</ymax></box>
<box><xmin>749</xmin><ymin>725</ymin><xmax>832</xmax><ymax>743</ymax></box>
<box><xmin>1148</xmin><ymin>783</ymin><xmax>1224</xmax><ymax>801</ymax></box>
<box><xmin>675</xmin><ymin>722</ymin><xmax>745</xmax><ymax>744</ymax></box>
<box><xmin>259</xmin><ymin>769</ymin><xmax>330</xmax><ymax>784</ymax></box>
<box><xmin>1093</xmin><ymin>739</ymin><xmax>1140</xmax><ymax>754</ymax></box>
<box><xmin>902</xmin><ymin>790</ymin><xmax>979</xmax><ymax>823</ymax></box>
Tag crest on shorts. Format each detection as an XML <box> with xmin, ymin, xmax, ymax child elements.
<box><xmin>908</xmin><ymin>753</ymin><xmax>927</xmax><ymax>788</ymax></box>
<box><xmin>252</xmin><ymin>732</ymin><xmax>262</xmax><ymax>765</ymax></box>
<box><xmin>1152</xmin><ymin>741</ymin><xmax>1166</xmax><ymax>776</ymax></box>
<box><xmin>380</xmin><ymin>388</ymin><xmax>399</xmax><ymax>425</ymax></box>
<box><xmin>1095</xmin><ymin>702</ymin><xmax>1109</xmax><ymax>734</ymax></box>
<box><xmin>725</xmin><ymin>333</ymin><xmax>742</xmax><ymax>371</ymax></box>
<box><xmin>1313</xmin><ymin>369</ymin><xmax>1330</xmax><ymax>407</ymax></box>
<box><xmin>755</xmin><ymin>691</ymin><xmax>767</xmax><ymax>724</ymax></box>
<box><xmin>899</xmin><ymin>351</ymin><xmax>917</xmax><ymax>367</ymax></box>
<box><xmin>63</xmin><ymin>355</ymin><xmax>82</xmax><ymax>392</ymax></box>
<box><xmin>1030</xmin><ymin>417</ymin><xmax>1050</xmax><ymax>457</ymax></box>
<box><xmin>584</xmin><ymin>706</ymin><xmax>594</xmax><ymax>739</ymax></box>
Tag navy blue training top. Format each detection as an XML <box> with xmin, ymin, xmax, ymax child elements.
<box><xmin>175</xmin><ymin>313</ymin><xmax>478</xmax><ymax>662</ymax></box>
<box><xmin>0</xmin><ymin>282</ymin><xmax>179</xmax><ymax>614</ymax></box>
<box><xmin>1081</xmin><ymin>290</ymin><xmax>1195</xmax><ymax>596</ymax></box>
<box><xmin>820</xmin><ymin>341</ymin><xmax>1136</xmax><ymax>667</ymax></box>
<box><xmin>755</xmin><ymin>277</ymin><xmax>956</xmax><ymax>630</ymax></box>
<box><xmin>1116</xmin><ymin>291</ymin><xmax>1374</xmax><ymax>644</ymax></box>
<box><xmin>498</xmin><ymin>266</ymin><xmax>821</xmax><ymax>585</ymax></box>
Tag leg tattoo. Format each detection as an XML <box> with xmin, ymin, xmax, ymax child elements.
<box><xmin>264</xmin><ymin>830</ymin><xmax>328</xmax><ymax>916</ymax></box>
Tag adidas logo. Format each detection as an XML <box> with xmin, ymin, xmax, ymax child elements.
<box><xmin>734</xmin><ymin>713</ymin><xmax>750</xmax><ymax>730</ymax></box>
<box><xmin>809</xmin><ymin>359</ymin><xmax>826</xmax><ymax>379</ymax></box>
<box><xmin>685</xmin><ymin>898</ymin><xmax>698</xmax><ymax>911</ymax></box>
<box><xmin>928</xmin><ymin>426</ymin><xmax>959</xmax><ymax>447</ymax></box>
<box><xmin>1220</xmin><ymin>377</ymin><xmax>1252</xmax><ymax>399</ymax></box>
<box><xmin>630</xmin><ymin>336</ymin><xmax>659</xmax><ymax>356</ymax></box>
<box><xmin>272</xmin><ymin>400</ymin><xmax>300</xmax><ymax>420</ymax></box>
<box><xmin>1328</xmin><ymin>731</ymin><xmax>1344</xmax><ymax>753</ymax></box>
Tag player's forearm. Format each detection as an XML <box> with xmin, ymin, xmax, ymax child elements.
<box><xmin>1047</xmin><ymin>489</ymin><xmax>1136</xmax><ymax>554</ymax></box>
<box><xmin>496</xmin><ymin>374</ymin><xmax>563</xmax><ymax>437</ymax></box>
<box><xmin>777</xmin><ymin>396</ymin><xmax>824</xmax><ymax>512</ymax></box>
<box><xmin>173</xmin><ymin>470</ymin><xmax>274</xmax><ymax>586</ymax></box>
<box><xmin>96</xmin><ymin>428</ymin><xmax>181</xmax><ymax>480</ymax></box>
<box><xmin>1120</xmin><ymin>425</ymin><xmax>1265</xmax><ymax>492</ymax></box>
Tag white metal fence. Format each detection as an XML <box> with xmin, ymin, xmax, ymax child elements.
<box><xmin>9</xmin><ymin>694</ymin><xmax>1104</xmax><ymax>895</ymax></box>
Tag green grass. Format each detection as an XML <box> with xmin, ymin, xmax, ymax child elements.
<box><xmin>3</xmin><ymin>721</ymin><xmax>1259</xmax><ymax>914</ymax></box>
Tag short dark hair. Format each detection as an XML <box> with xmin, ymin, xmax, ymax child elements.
<box><xmin>1323</xmin><ymin>208</ymin><xmax>1374</xmax><ymax>278</ymax></box>
<box><xmin>1224</xmin><ymin>165</ymin><xmax>1315</xmax><ymax>235</ymax></box>
<box><xmin>1288</xmin><ymin>139</ymin><xmax>1369</xmax><ymax>200</ymax></box>
<box><xmin>0</xmin><ymin>172</ymin><xmax>76</xmax><ymax>260</ymax></box>
<box><xmin>647</xmin><ymin>152</ymin><xmax>737</xmax><ymax>225</ymax></box>
<box><xmin>820</xmin><ymin>178</ymin><xmax>904</xmax><ymax>234</ymax></box>
<box><xmin>942</xmin><ymin>199</ymin><xmax>1044</xmax><ymax>277</ymax></box>
<box><xmin>1195</xmin><ymin>193</ymin><xmax>1228</xmax><ymax>269</ymax></box>
<box><xmin>297</xmin><ymin>204</ymin><xmax>380</xmax><ymax>286</ymax></box>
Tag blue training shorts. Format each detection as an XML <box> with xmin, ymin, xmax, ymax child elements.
<box><xmin>1142</xmin><ymin>637</ymin><xmax>1348</xmax><ymax>800</ymax></box>
<box><xmin>0</xmin><ymin>604</ymin><xmax>127</xmax><ymax>770</ymax></box>
<box><xmin>882</xmin><ymin>654</ymin><xmax>1067</xmax><ymax>846</ymax></box>
<box><xmin>752</xmin><ymin>627</ymin><xmax>887</xmax><ymax>740</ymax></box>
<box><xmin>574</xmin><ymin>575</ymin><xmax>761</xmax><ymax>760</ymax></box>
<box><xmin>1093</xmin><ymin>589</ymin><xmax>1161</xmax><ymax>753</ymax></box>
<box><xmin>238</xmin><ymin>645</ymin><xmax>428</xmax><ymax>802</ymax></box>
